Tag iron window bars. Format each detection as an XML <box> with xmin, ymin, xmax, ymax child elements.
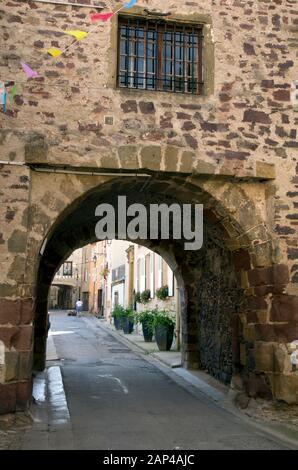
<box><xmin>63</xmin><ymin>262</ymin><xmax>73</xmax><ymax>277</ymax></box>
<box><xmin>117</xmin><ymin>16</ymin><xmax>203</xmax><ymax>94</ymax></box>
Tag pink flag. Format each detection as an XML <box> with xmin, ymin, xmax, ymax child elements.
<box><xmin>90</xmin><ymin>12</ymin><xmax>113</xmax><ymax>22</ymax></box>
<box><xmin>21</xmin><ymin>62</ymin><xmax>38</xmax><ymax>79</ymax></box>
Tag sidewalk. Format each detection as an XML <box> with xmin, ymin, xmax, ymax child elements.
<box><xmin>105</xmin><ymin>321</ymin><xmax>183</xmax><ymax>369</ymax></box>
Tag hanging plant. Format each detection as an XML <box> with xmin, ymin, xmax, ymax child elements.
<box><xmin>156</xmin><ymin>285</ymin><xmax>169</xmax><ymax>300</ymax></box>
<box><xmin>140</xmin><ymin>289</ymin><xmax>151</xmax><ymax>304</ymax></box>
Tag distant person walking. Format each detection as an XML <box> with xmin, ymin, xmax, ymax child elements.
<box><xmin>75</xmin><ymin>299</ymin><xmax>83</xmax><ymax>316</ymax></box>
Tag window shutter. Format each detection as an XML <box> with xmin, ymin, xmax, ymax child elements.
<box><xmin>150</xmin><ymin>252</ymin><xmax>154</xmax><ymax>298</ymax></box>
<box><xmin>167</xmin><ymin>266</ymin><xmax>174</xmax><ymax>297</ymax></box>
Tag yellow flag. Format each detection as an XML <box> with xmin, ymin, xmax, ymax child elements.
<box><xmin>46</xmin><ymin>47</ymin><xmax>62</xmax><ymax>57</ymax></box>
<box><xmin>64</xmin><ymin>30</ymin><xmax>88</xmax><ymax>41</ymax></box>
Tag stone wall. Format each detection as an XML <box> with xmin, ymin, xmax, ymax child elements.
<box><xmin>0</xmin><ymin>0</ymin><xmax>297</xmax><ymax>276</ymax></box>
<box><xmin>0</xmin><ymin>0</ymin><xmax>297</xmax><ymax>411</ymax></box>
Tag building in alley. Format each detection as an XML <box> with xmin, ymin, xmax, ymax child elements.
<box><xmin>48</xmin><ymin>248</ymin><xmax>83</xmax><ymax>310</ymax></box>
<box><xmin>80</xmin><ymin>241</ymin><xmax>107</xmax><ymax>315</ymax></box>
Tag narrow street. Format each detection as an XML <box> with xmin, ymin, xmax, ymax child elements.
<box><xmin>17</xmin><ymin>312</ymin><xmax>294</xmax><ymax>450</ymax></box>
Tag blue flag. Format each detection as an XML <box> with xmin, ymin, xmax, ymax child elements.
<box><xmin>0</xmin><ymin>81</ymin><xmax>7</xmax><ymax>113</ymax></box>
<box><xmin>124</xmin><ymin>0</ymin><xmax>137</xmax><ymax>9</ymax></box>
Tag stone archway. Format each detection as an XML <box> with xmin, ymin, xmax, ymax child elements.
<box><xmin>1</xmin><ymin>170</ymin><xmax>297</xmax><ymax>414</ymax></box>
<box><xmin>32</xmin><ymin>174</ymin><xmax>274</xmax><ymax>395</ymax></box>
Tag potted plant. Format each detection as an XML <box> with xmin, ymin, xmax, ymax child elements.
<box><xmin>140</xmin><ymin>289</ymin><xmax>151</xmax><ymax>304</ymax></box>
<box><xmin>156</xmin><ymin>285</ymin><xmax>169</xmax><ymax>301</ymax></box>
<box><xmin>135</xmin><ymin>310</ymin><xmax>156</xmax><ymax>342</ymax></box>
<box><xmin>112</xmin><ymin>305</ymin><xmax>125</xmax><ymax>331</ymax></box>
<box><xmin>153</xmin><ymin>309</ymin><xmax>175</xmax><ymax>351</ymax></box>
<box><xmin>134</xmin><ymin>291</ymin><xmax>141</xmax><ymax>304</ymax></box>
<box><xmin>122</xmin><ymin>307</ymin><xmax>134</xmax><ymax>334</ymax></box>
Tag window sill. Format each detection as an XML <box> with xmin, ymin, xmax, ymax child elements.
<box><xmin>111</xmin><ymin>85</ymin><xmax>208</xmax><ymax>104</ymax></box>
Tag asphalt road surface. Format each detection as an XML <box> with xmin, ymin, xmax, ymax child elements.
<box><xmin>23</xmin><ymin>311</ymin><xmax>293</xmax><ymax>450</ymax></box>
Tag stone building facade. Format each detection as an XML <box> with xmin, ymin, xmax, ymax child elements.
<box><xmin>0</xmin><ymin>0</ymin><xmax>297</xmax><ymax>413</ymax></box>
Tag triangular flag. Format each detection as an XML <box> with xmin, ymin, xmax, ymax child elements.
<box><xmin>64</xmin><ymin>30</ymin><xmax>88</xmax><ymax>41</ymax></box>
<box><xmin>124</xmin><ymin>0</ymin><xmax>137</xmax><ymax>9</ymax></box>
<box><xmin>0</xmin><ymin>81</ymin><xmax>7</xmax><ymax>112</ymax></box>
<box><xmin>90</xmin><ymin>12</ymin><xmax>113</xmax><ymax>22</ymax></box>
<box><xmin>45</xmin><ymin>47</ymin><xmax>62</xmax><ymax>58</ymax></box>
<box><xmin>10</xmin><ymin>84</ymin><xmax>17</xmax><ymax>105</ymax></box>
<box><xmin>21</xmin><ymin>62</ymin><xmax>38</xmax><ymax>79</ymax></box>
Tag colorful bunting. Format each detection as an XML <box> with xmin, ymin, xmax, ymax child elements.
<box><xmin>64</xmin><ymin>30</ymin><xmax>88</xmax><ymax>41</ymax></box>
<box><xmin>4</xmin><ymin>1</ymin><xmax>150</xmax><ymax>114</ymax></box>
<box><xmin>90</xmin><ymin>12</ymin><xmax>113</xmax><ymax>22</ymax></box>
<box><xmin>45</xmin><ymin>47</ymin><xmax>62</xmax><ymax>58</ymax></box>
<box><xmin>10</xmin><ymin>84</ymin><xmax>17</xmax><ymax>105</ymax></box>
<box><xmin>21</xmin><ymin>62</ymin><xmax>38</xmax><ymax>79</ymax></box>
<box><xmin>124</xmin><ymin>0</ymin><xmax>137</xmax><ymax>9</ymax></box>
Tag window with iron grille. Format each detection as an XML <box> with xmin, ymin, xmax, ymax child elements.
<box><xmin>63</xmin><ymin>261</ymin><xmax>73</xmax><ymax>277</ymax></box>
<box><xmin>117</xmin><ymin>17</ymin><xmax>203</xmax><ymax>94</ymax></box>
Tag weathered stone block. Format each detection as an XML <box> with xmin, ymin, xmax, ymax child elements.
<box><xmin>139</xmin><ymin>101</ymin><xmax>155</xmax><ymax>114</ymax></box>
<box><xmin>255</xmin><ymin>323</ymin><xmax>298</xmax><ymax>343</ymax></box>
<box><xmin>270</xmin><ymin>374</ymin><xmax>298</xmax><ymax>404</ymax></box>
<box><xmin>25</xmin><ymin>133</ymin><xmax>48</xmax><ymax>163</ymax></box>
<box><xmin>180</xmin><ymin>151</ymin><xmax>196</xmax><ymax>173</ymax></box>
<box><xmin>164</xmin><ymin>146</ymin><xmax>179</xmax><ymax>172</ymax></box>
<box><xmin>248</xmin><ymin>265</ymin><xmax>290</xmax><ymax>287</ymax></box>
<box><xmin>140</xmin><ymin>146</ymin><xmax>161</xmax><ymax>170</ymax></box>
<box><xmin>256</xmin><ymin>161</ymin><xmax>276</xmax><ymax>179</ymax></box>
<box><xmin>240</xmin><ymin>343</ymin><xmax>246</xmax><ymax>366</ymax></box>
<box><xmin>246</xmin><ymin>310</ymin><xmax>258</xmax><ymax>324</ymax></box>
<box><xmin>118</xmin><ymin>146</ymin><xmax>138</xmax><ymax>169</ymax></box>
<box><xmin>7</xmin><ymin>230</ymin><xmax>27</xmax><ymax>254</ymax></box>
<box><xmin>270</xmin><ymin>295</ymin><xmax>298</xmax><ymax>322</ymax></box>
<box><xmin>5</xmin><ymin>350</ymin><xmax>19</xmax><ymax>381</ymax></box>
<box><xmin>121</xmin><ymin>100</ymin><xmax>137</xmax><ymax>113</ymax></box>
<box><xmin>194</xmin><ymin>160</ymin><xmax>216</xmax><ymax>175</ymax></box>
<box><xmin>245</xmin><ymin>372</ymin><xmax>272</xmax><ymax>399</ymax></box>
<box><xmin>233</xmin><ymin>249</ymin><xmax>251</xmax><ymax>272</ymax></box>
<box><xmin>254</xmin><ymin>342</ymin><xmax>274</xmax><ymax>372</ymax></box>
<box><xmin>100</xmin><ymin>154</ymin><xmax>120</xmax><ymax>169</ymax></box>
<box><xmin>0</xmin><ymin>299</ymin><xmax>21</xmax><ymax>325</ymax></box>
<box><xmin>243</xmin><ymin>324</ymin><xmax>255</xmax><ymax>343</ymax></box>
<box><xmin>246</xmin><ymin>296</ymin><xmax>268</xmax><ymax>310</ymax></box>
<box><xmin>16</xmin><ymin>380</ymin><xmax>31</xmax><ymax>410</ymax></box>
<box><xmin>21</xmin><ymin>299</ymin><xmax>33</xmax><ymax>325</ymax></box>
<box><xmin>273</xmin><ymin>89</ymin><xmax>290</xmax><ymax>101</ymax></box>
<box><xmin>0</xmin><ymin>327</ymin><xmax>20</xmax><ymax>348</ymax></box>
<box><xmin>243</xmin><ymin>109</ymin><xmax>271</xmax><ymax>124</ymax></box>
<box><xmin>273</xmin><ymin>344</ymin><xmax>292</xmax><ymax>374</ymax></box>
<box><xmin>0</xmin><ymin>383</ymin><xmax>16</xmax><ymax>414</ymax></box>
<box><xmin>13</xmin><ymin>326</ymin><xmax>33</xmax><ymax>350</ymax></box>
<box><xmin>256</xmin><ymin>310</ymin><xmax>268</xmax><ymax>324</ymax></box>
<box><xmin>18</xmin><ymin>351</ymin><xmax>32</xmax><ymax>380</ymax></box>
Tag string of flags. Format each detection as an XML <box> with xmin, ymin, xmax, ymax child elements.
<box><xmin>0</xmin><ymin>0</ymin><xmax>138</xmax><ymax>112</ymax></box>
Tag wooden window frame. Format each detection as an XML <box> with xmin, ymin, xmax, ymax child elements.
<box><xmin>117</xmin><ymin>16</ymin><xmax>203</xmax><ymax>95</ymax></box>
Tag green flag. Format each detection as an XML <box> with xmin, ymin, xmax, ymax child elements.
<box><xmin>10</xmin><ymin>84</ymin><xmax>17</xmax><ymax>105</ymax></box>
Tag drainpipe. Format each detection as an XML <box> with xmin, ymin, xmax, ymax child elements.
<box><xmin>175</xmin><ymin>285</ymin><xmax>181</xmax><ymax>352</ymax></box>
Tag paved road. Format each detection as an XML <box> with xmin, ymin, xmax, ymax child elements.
<box><xmin>23</xmin><ymin>311</ymin><xmax>292</xmax><ymax>450</ymax></box>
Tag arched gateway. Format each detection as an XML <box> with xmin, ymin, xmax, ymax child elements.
<box><xmin>0</xmin><ymin>0</ymin><xmax>297</xmax><ymax>413</ymax></box>
<box><xmin>1</xmin><ymin>168</ymin><xmax>297</xmax><ymax>413</ymax></box>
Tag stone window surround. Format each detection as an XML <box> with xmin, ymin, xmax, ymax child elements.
<box><xmin>108</xmin><ymin>7</ymin><xmax>215</xmax><ymax>101</ymax></box>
